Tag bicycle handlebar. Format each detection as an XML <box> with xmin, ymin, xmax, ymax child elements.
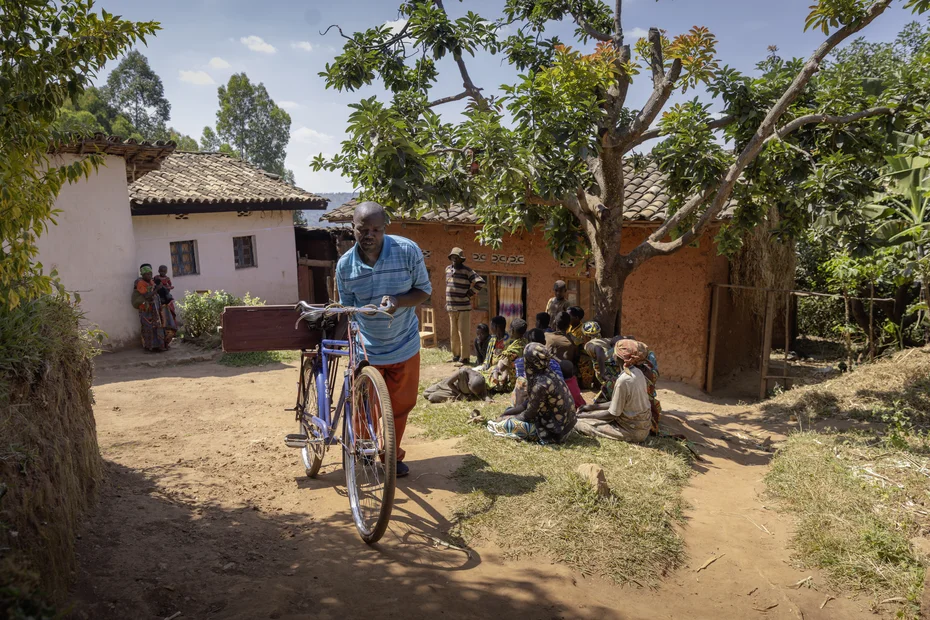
<box><xmin>294</xmin><ymin>301</ymin><xmax>394</xmax><ymax>327</ymax></box>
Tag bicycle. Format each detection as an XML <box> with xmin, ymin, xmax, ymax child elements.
<box><xmin>284</xmin><ymin>301</ymin><xmax>397</xmax><ymax>544</ymax></box>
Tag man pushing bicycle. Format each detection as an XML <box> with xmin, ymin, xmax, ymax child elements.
<box><xmin>334</xmin><ymin>201</ymin><xmax>432</xmax><ymax>478</ymax></box>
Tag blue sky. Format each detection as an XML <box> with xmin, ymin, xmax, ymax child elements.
<box><xmin>94</xmin><ymin>0</ymin><xmax>923</xmax><ymax>192</ymax></box>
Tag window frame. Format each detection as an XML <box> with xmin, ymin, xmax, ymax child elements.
<box><xmin>169</xmin><ymin>240</ymin><xmax>199</xmax><ymax>276</ymax></box>
<box><xmin>233</xmin><ymin>235</ymin><xmax>257</xmax><ymax>269</ymax></box>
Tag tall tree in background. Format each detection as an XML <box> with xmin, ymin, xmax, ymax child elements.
<box><xmin>215</xmin><ymin>73</ymin><xmax>292</xmax><ymax>177</ymax></box>
<box><xmin>1</xmin><ymin>0</ymin><xmax>158</xmax><ymax>307</ymax></box>
<box><xmin>106</xmin><ymin>49</ymin><xmax>170</xmax><ymax>137</ymax></box>
<box><xmin>314</xmin><ymin>0</ymin><xmax>930</xmax><ymax>333</ymax></box>
<box><xmin>200</xmin><ymin>126</ymin><xmax>220</xmax><ymax>151</ymax></box>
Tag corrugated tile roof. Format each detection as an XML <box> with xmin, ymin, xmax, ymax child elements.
<box><xmin>129</xmin><ymin>152</ymin><xmax>328</xmax><ymax>215</ymax></box>
<box><xmin>321</xmin><ymin>160</ymin><xmax>734</xmax><ymax>225</ymax></box>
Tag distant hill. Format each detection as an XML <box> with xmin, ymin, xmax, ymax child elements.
<box><xmin>301</xmin><ymin>192</ymin><xmax>357</xmax><ymax>227</ymax></box>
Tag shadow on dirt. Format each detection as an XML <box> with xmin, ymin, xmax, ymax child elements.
<box><xmin>68</xmin><ymin>456</ymin><xmax>597</xmax><ymax>620</ymax></box>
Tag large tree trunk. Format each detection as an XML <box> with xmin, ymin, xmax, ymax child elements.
<box><xmin>590</xmin><ymin>230</ymin><xmax>629</xmax><ymax>337</ymax></box>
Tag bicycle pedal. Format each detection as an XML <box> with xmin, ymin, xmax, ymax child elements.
<box><xmin>284</xmin><ymin>433</ymin><xmax>308</xmax><ymax>448</ymax></box>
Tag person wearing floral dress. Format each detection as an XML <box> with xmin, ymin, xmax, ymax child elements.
<box><xmin>575</xmin><ymin>321</ymin><xmax>602</xmax><ymax>389</ymax></box>
<box><xmin>488</xmin><ymin>343</ymin><xmax>577</xmax><ymax>444</ymax></box>
<box><xmin>482</xmin><ymin>318</ymin><xmax>527</xmax><ymax>394</ymax></box>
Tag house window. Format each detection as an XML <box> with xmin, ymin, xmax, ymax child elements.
<box><xmin>233</xmin><ymin>235</ymin><xmax>256</xmax><ymax>269</ymax></box>
<box><xmin>170</xmin><ymin>240</ymin><xmax>198</xmax><ymax>276</ymax></box>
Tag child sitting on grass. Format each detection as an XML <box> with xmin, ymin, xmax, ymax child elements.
<box><xmin>474</xmin><ymin>323</ymin><xmax>491</xmax><ymax>366</ymax></box>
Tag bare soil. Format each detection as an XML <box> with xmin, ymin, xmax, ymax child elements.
<box><xmin>68</xmin><ymin>355</ymin><xmax>886</xmax><ymax>619</ymax></box>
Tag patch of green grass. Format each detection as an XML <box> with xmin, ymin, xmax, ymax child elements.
<box><xmin>766</xmin><ymin>433</ymin><xmax>927</xmax><ymax>615</ymax></box>
<box><xmin>217</xmin><ymin>350</ymin><xmax>299</xmax><ymax>367</ymax></box>
<box><xmin>418</xmin><ymin>345</ymin><xmax>452</xmax><ymax>367</ymax></box>
<box><xmin>409</xmin><ymin>394</ymin><xmax>693</xmax><ymax>585</ymax></box>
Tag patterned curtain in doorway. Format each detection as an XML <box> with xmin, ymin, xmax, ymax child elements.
<box><xmin>496</xmin><ymin>276</ymin><xmax>525</xmax><ymax>329</ymax></box>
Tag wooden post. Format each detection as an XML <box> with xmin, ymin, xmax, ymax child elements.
<box><xmin>783</xmin><ymin>292</ymin><xmax>791</xmax><ymax>391</ymax></box>
<box><xmin>759</xmin><ymin>291</ymin><xmax>776</xmax><ymax>400</ymax></box>
<box><xmin>706</xmin><ymin>284</ymin><xmax>721</xmax><ymax>393</ymax></box>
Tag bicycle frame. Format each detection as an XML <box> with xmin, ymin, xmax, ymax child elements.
<box><xmin>301</xmin><ymin>319</ymin><xmax>382</xmax><ymax>458</ymax></box>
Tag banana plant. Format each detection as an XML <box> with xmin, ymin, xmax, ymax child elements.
<box><xmin>865</xmin><ymin>132</ymin><xmax>930</xmax><ymax>341</ymax></box>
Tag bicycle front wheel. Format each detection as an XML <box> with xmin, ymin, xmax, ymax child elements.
<box><xmin>343</xmin><ymin>365</ymin><xmax>396</xmax><ymax>544</ymax></box>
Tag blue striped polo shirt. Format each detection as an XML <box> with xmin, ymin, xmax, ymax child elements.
<box><xmin>336</xmin><ymin>235</ymin><xmax>433</xmax><ymax>365</ymax></box>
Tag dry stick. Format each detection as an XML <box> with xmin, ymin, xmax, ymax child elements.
<box><xmin>820</xmin><ymin>595</ymin><xmax>835</xmax><ymax>609</ymax></box>
<box><xmin>164</xmin><ymin>613</ymin><xmax>182</xmax><ymax>620</ymax></box>
<box><xmin>696</xmin><ymin>553</ymin><xmax>725</xmax><ymax>572</ymax></box>
<box><xmin>880</xmin><ymin>597</ymin><xmax>906</xmax><ymax>605</ymax></box>
<box><xmin>792</xmin><ymin>576</ymin><xmax>812</xmax><ymax>589</ymax></box>
<box><xmin>752</xmin><ymin>603</ymin><xmax>779</xmax><ymax>612</ymax></box>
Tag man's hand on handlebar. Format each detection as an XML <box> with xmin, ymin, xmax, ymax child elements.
<box><xmin>379</xmin><ymin>295</ymin><xmax>398</xmax><ymax>315</ymax></box>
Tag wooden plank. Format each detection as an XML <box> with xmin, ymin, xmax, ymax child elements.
<box><xmin>759</xmin><ymin>291</ymin><xmax>776</xmax><ymax>400</ymax></box>
<box><xmin>297</xmin><ymin>266</ymin><xmax>311</xmax><ymax>302</ymax></box>
<box><xmin>298</xmin><ymin>258</ymin><xmax>334</xmax><ymax>268</ymax></box>
<box><xmin>221</xmin><ymin>305</ymin><xmax>340</xmax><ymax>352</ymax></box>
<box><xmin>706</xmin><ymin>284</ymin><xmax>721</xmax><ymax>393</ymax></box>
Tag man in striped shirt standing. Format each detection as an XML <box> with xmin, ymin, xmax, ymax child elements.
<box><xmin>336</xmin><ymin>202</ymin><xmax>432</xmax><ymax>477</ymax></box>
<box><xmin>445</xmin><ymin>247</ymin><xmax>485</xmax><ymax>364</ymax></box>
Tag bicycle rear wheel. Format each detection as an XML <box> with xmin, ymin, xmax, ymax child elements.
<box><xmin>343</xmin><ymin>365</ymin><xmax>396</xmax><ymax>544</ymax></box>
<box><xmin>298</xmin><ymin>358</ymin><xmax>326</xmax><ymax>478</ymax></box>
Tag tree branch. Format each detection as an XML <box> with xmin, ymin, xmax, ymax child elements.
<box><xmin>614</xmin><ymin>0</ymin><xmax>623</xmax><ymax>44</ymax></box>
<box><xmin>432</xmin><ymin>0</ymin><xmax>486</xmax><ymax>103</ymax></box>
<box><xmin>427</xmin><ymin>90</ymin><xmax>472</xmax><ymax>107</ymax></box>
<box><xmin>619</xmin><ymin>58</ymin><xmax>681</xmax><ymax>147</ymax></box>
<box><xmin>770</xmin><ymin>106</ymin><xmax>894</xmax><ymax>141</ymax></box>
<box><xmin>648</xmin><ymin>27</ymin><xmax>664</xmax><ymax>87</ymax></box>
<box><xmin>632</xmin><ymin>0</ymin><xmax>895</xmax><ymax>263</ymax></box>
<box><xmin>571</xmin><ymin>11</ymin><xmax>611</xmax><ymax>42</ymax></box>
<box><xmin>629</xmin><ymin>115</ymin><xmax>734</xmax><ymax>149</ymax></box>
<box><xmin>321</xmin><ymin>20</ymin><xmax>412</xmax><ymax>50</ymax></box>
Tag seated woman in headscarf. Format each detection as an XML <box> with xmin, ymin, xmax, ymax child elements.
<box><xmin>487</xmin><ymin>343</ymin><xmax>576</xmax><ymax>444</ymax></box>
<box><xmin>132</xmin><ymin>264</ymin><xmax>167</xmax><ymax>352</ymax></box>
<box><xmin>483</xmin><ymin>318</ymin><xmax>528</xmax><ymax>395</ymax></box>
<box><xmin>574</xmin><ymin>340</ymin><xmax>652</xmax><ymax>443</ymax></box>
<box><xmin>575</xmin><ymin>321</ymin><xmax>602</xmax><ymax>390</ymax></box>
<box><xmin>512</xmin><ymin>328</ymin><xmax>563</xmax><ymax>407</ymax></box>
<box><xmin>584</xmin><ymin>330</ymin><xmax>621</xmax><ymax>402</ymax></box>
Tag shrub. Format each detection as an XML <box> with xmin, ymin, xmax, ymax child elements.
<box><xmin>797</xmin><ymin>294</ymin><xmax>845</xmax><ymax>339</ymax></box>
<box><xmin>177</xmin><ymin>290</ymin><xmax>263</xmax><ymax>343</ymax></box>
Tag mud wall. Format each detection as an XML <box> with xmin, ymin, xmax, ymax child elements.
<box><xmin>0</xmin><ymin>299</ymin><xmax>101</xmax><ymax>603</ymax></box>
<box><xmin>386</xmin><ymin>222</ymin><xmax>729</xmax><ymax>387</ymax></box>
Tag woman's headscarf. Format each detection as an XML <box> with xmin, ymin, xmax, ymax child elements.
<box><xmin>140</xmin><ymin>264</ymin><xmax>153</xmax><ymax>276</ymax></box>
<box><xmin>582</xmin><ymin>321</ymin><xmax>601</xmax><ymax>338</ymax></box>
<box><xmin>523</xmin><ymin>342</ymin><xmax>550</xmax><ymax>376</ymax></box>
<box><xmin>614</xmin><ymin>339</ymin><xmax>648</xmax><ymax>367</ymax></box>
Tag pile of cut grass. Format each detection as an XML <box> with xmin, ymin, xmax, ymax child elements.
<box><xmin>409</xmin><ymin>399</ymin><xmax>692</xmax><ymax>585</ymax></box>
<box><xmin>766</xmin><ymin>433</ymin><xmax>928</xmax><ymax>616</ymax></box>
<box><xmin>761</xmin><ymin>346</ymin><xmax>930</xmax><ymax>424</ymax></box>
<box><xmin>217</xmin><ymin>350</ymin><xmax>299</xmax><ymax>367</ymax></box>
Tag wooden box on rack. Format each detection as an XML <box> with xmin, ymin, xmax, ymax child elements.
<box><xmin>220</xmin><ymin>305</ymin><xmax>331</xmax><ymax>352</ymax></box>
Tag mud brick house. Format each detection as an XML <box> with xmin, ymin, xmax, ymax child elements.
<box><xmin>129</xmin><ymin>152</ymin><xmax>328</xmax><ymax>305</ymax></box>
<box><xmin>323</xmin><ymin>162</ymin><xmax>760</xmax><ymax>389</ymax></box>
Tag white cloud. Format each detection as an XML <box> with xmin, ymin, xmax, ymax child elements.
<box><xmin>241</xmin><ymin>35</ymin><xmax>276</xmax><ymax>54</ymax></box>
<box><xmin>207</xmin><ymin>57</ymin><xmax>231</xmax><ymax>69</ymax></box>
<box><xmin>291</xmin><ymin>41</ymin><xmax>313</xmax><ymax>52</ymax></box>
<box><xmin>292</xmin><ymin>127</ymin><xmax>335</xmax><ymax>146</ymax></box>
<box><xmin>385</xmin><ymin>18</ymin><xmax>407</xmax><ymax>35</ymax></box>
<box><xmin>279</xmin><ymin>101</ymin><xmax>300</xmax><ymax>110</ymax></box>
<box><xmin>629</xmin><ymin>27</ymin><xmax>649</xmax><ymax>40</ymax></box>
<box><xmin>179</xmin><ymin>70</ymin><xmax>215</xmax><ymax>85</ymax></box>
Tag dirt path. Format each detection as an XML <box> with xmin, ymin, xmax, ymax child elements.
<box><xmin>69</xmin><ymin>358</ymin><xmax>880</xmax><ymax>619</ymax></box>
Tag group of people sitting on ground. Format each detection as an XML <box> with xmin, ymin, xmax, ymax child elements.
<box><xmin>132</xmin><ymin>263</ymin><xmax>179</xmax><ymax>352</ymax></box>
<box><xmin>423</xmin><ymin>277</ymin><xmax>662</xmax><ymax>446</ymax></box>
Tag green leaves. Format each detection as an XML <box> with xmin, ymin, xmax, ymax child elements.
<box><xmin>804</xmin><ymin>0</ymin><xmax>872</xmax><ymax>35</ymax></box>
<box><xmin>0</xmin><ymin>0</ymin><xmax>159</xmax><ymax>308</ymax></box>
